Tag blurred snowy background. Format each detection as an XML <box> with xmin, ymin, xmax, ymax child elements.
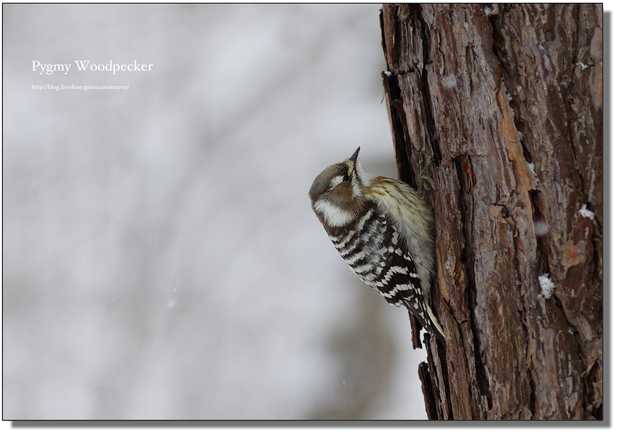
<box><xmin>2</xmin><ymin>4</ymin><xmax>428</xmax><ymax>419</ymax></box>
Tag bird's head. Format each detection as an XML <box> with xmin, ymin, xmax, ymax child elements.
<box><xmin>309</xmin><ymin>147</ymin><xmax>371</xmax><ymax>228</ymax></box>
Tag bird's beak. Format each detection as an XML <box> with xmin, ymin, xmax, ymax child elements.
<box><xmin>349</xmin><ymin>147</ymin><xmax>361</xmax><ymax>164</ymax></box>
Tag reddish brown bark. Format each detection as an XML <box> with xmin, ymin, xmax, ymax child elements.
<box><xmin>380</xmin><ymin>4</ymin><xmax>602</xmax><ymax>420</ymax></box>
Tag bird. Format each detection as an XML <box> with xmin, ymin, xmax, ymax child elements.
<box><xmin>309</xmin><ymin>147</ymin><xmax>445</xmax><ymax>342</ymax></box>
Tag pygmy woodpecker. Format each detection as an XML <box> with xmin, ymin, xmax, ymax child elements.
<box><xmin>309</xmin><ymin>148</ymin><xmax>445</xmax><ymax>342</ymax></box>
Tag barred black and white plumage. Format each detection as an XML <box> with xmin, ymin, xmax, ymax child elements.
<box><xmin>309</xmin><ymin>147</ymin><xmax>445</xmax><ymax>342</ymax></box>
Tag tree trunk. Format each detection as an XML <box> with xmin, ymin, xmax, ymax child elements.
<box><xmin>379</xmin><ymin>4</ymin><xmax>603</xmax><ymax>420</ymax></box>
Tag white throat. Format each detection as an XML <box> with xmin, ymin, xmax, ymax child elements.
<box><xmin>313</xmin><ymin>199</ymin><xmax>354</xmax><ymax>227</ymax></box>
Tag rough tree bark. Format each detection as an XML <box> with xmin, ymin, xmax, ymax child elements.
<box><xmin>379</xmin><ymin>4</ymin><xmax>602</xmax><ymax>420</ymax></box>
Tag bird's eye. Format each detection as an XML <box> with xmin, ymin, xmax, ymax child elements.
<box><xmin>343</xmin><ymin>173</ymin><xmax>350</xmax><ymax>182</ymax></box>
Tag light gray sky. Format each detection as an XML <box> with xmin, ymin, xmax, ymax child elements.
<box><xmin>2</xmin><ymin>4</ymin><xmax>428</xmax><ymax>419</ymax></box>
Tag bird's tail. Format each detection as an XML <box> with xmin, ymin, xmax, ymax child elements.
<box><xmin>405</xmin><ymin>300</ymin><xmax>446</xmax><ymax>345</ymax></box>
